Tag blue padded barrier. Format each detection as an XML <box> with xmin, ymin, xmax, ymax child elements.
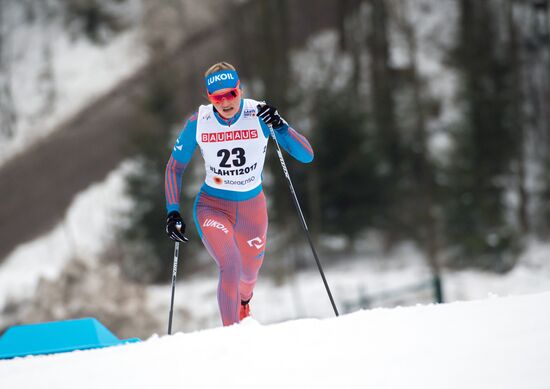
<box><xmin>0</xmin><ymin>317</ymin><xmax>141</xmax><ymax>359</ymax></box>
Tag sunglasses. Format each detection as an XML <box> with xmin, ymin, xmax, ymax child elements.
<box><xmin>208</xmin><ymin>88</ymin><xmax>239</xmax><ymax>104</ymax></box>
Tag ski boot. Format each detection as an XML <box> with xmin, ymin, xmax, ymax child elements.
<box><xmin>239</xmin><ymin>298</ymin><xmax>251</xmax><ymax>321</ymax></box>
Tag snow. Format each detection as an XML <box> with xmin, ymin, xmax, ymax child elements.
<box><xmin>288</xmin><ymin>1</ymin><xmax>461</xmax><ymax>160</ymax></box>
<box><xmin>0</xmin><ymin>1</ymin><xmax>147</xmax><ymax>166</ymax></box>
<box><xmin>1</xmin><ymin>28</ymin><xmax>146</xmax><ymax>165</ymax></box>
<box><xmin>1</xmin><ymin>3</ymin><xmax>550</xmax><ymax>331</ymax></box>
<box><xmin>0</xmin><ymin>161</ymin><xmax>135</xmax><ymax>308</ymax></box>
<box><xmin>1</xmin><ymin>292</ymin><xmax>550</xmax><ymax>389</ymax></box>
<box><xmin>2</xmin><ymin>158</ymin><xmax>550</xmax><ymax>334</ymax></box>
<box><xmin>0</xmin><ymin>0</ymin><xmax>245</xmax><ymax>167</ymax></box>
<box><xmin>146</xmin><ymin>240</ymin><xmax>550</xmax><ymax>332</ymax></box>
<box><xmin>390</xmin><ymin>0</ymin><xmax>461</xmax><ymax>159</ymax></box>
<box><xmin>1</xmin><ymin>3</ymin><xmax>550</xmax><ymax>384</ymax></box>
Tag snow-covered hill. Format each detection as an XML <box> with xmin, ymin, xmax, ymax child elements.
<box><xmin>1</xmin><ymin>292</ymin><xmax>549</xmax><ymax>389</ymax></box>
<box><xmin>0</xmin><ymin>0</ymin><xmax>146</xmax><ymax>166</ymax></box>
<box><xmin>0</xmin><ymin>0</ymin><xmax>232</xmax><ymax>166</ymax></box>
<box><xmin>2</xmin><ymin>159</ymin><xmax>550</xmax><ymax>336</ymax></box>
<box><xmin>1</xmin><ymin>2</ymin><xmax>550</xmax><ymax>372</ymax></box>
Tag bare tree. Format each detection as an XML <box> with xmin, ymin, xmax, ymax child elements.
<box><xmin>392</xmin><ymin>0</ymin><xmax>443</xmax><ymax>300</ymax></box>
<box><xmin>519</xmin><ymin>0</ymin><xmax>550</xmax><ymax>236</ymax></box>
<box><xmin>0</xmin><ymin>0</ymin><xmax>17</xmax><ymax>138</ymax></box>
<box><xmin>365</xmin><ymin>0</ymin><xmax>402</xmax><ymax>249</ymax></box>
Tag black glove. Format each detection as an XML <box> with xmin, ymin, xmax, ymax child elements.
<box><xmin>257</xmin><ymin>103</ymin><xmax>284</xmax><ymax>129</ymax></box>
<box><xmin>166</xmin><ymin>211</ymin><xmax>188</xmax><ymax>242</ymax></box>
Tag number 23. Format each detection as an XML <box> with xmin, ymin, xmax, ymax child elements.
<box><xmin>218</xmin><ymin>147</ymin><xmax>246</xmax><ymax>167</ymax></box>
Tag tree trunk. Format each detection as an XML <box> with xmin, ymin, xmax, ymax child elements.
<box><xmin>506</xmin><ymin>0</ymin><xmax>529</xmax><ymax>234</ymax></box>
<box><xmin>395</xmin><ymin>0</ymin><xmax>442</xmax><ymax>280</ymax></box>
<box><xmin>0</xmin><ymin>0</ymin><xmax>17</xmax><ymax>137</ymax></box>
<box><xmin>366</xmin><ymin>0</ymin><xmax>400</xmax><ymax>249</ymax></box>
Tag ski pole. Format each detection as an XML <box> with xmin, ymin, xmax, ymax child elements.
<box><xmin>268</xmin><ymin>124</ymin><xmax>339</xmax><ymax>317</ymax></box>
<box><xmin>167</xmin><ymin>241</ymin><xmax>180</xmax><ymax>334</ymax></box>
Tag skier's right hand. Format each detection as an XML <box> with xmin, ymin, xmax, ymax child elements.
<box><xmin>166</xmin><ymin>211</ymin><xmax>188</xmax><ymax>243</ymax></box>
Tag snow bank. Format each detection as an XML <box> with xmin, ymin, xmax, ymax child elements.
<box><xmin>0</xmin><ymin>1</ymin><xmax>147</xmax><ymax>166</ymax></box>
<box><xmin>1</xmin><ymin>292</ymin><xmax>549</xmax><ymax>389</ymax></box>
<box><xmin>0</xmin><ymin>161</ymin><xmax>135</xmax><ymax>308</ymax></box>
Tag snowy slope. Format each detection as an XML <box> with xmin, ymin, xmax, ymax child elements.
<box><xmin>0</xmin><ymin>0</ymin><xmax>244</xmax><ymax>166</ymax></box>
<box><xmin>2</xmin><ymin>159</ymin><xmax>550</xmax><ymax>335</ymax></box>
<box><xmin>0</xmin><ymin>161</ymin><xmax>135</xmax><ymax>309</ymax></box>
<box><xmin>0</xmin><ymin>0</ymin><xmax>147</xmax><ymax>166</ymax></box>
<box><xmin>1</xmin><ymin>292</ymin><xmax>549</xmax><ymax>389</ymax></box>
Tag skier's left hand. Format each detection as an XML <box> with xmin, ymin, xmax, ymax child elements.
<box><xmin>257</xmin><ymin>103</ymin><xmax>284</xmax><ymax>129</ymax></box>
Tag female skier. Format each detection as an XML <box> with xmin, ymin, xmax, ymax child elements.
<box><xmin>164</xmin><ymin>62</ymin><xmax>314</xmax><ymax>326</ymax></box>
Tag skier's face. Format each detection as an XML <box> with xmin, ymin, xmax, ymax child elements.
<box><xmin>209</xmin><ymin>87</ymin><xmax>242</xmax><ymax>119</ymax></box>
